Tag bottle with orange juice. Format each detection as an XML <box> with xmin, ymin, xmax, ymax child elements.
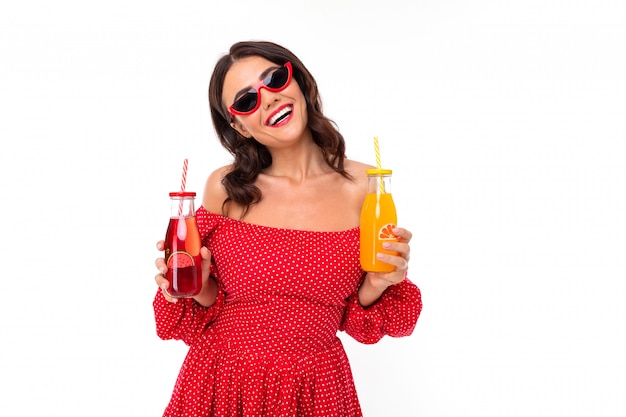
<box><xmin>360</xmin><ymin>169</ymin><xmax>398</xmax><ymax>272</ymax></box>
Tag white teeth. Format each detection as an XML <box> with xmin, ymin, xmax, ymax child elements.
<box><xmin>269</xmin><ymin>106</ymin><xmax>292</xmax><ymax>125</ymax></box>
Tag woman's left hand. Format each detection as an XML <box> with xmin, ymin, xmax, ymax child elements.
<box><xmin>370</xmin><ymin>226</ymin><xmax>412</xmax><ymax>287</ymax></box>
<box><xmin>358</xmin><ymin>227</ymin><xmax>412</xmax><ymax>307</ymax></box>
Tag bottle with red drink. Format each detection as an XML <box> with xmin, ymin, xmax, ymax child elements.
<box><xmin>164</xmin><ymin>191</ymin><xmax>202</xmax><ymax>297</ymax></box>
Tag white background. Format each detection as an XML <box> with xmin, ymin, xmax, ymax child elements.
<box><xmin>1</xmin><ymin>1</ymin><xmax>625</xmax><ymax>416</ymax></box>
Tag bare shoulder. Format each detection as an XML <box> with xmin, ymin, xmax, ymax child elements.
<box><xmin>345</xmin><ymin>159</ymin><xmax>375</xmax><ymax>182</ymax></box>
<box><xmin>343</xmin><ymin>159</ymin><xmax>375</xmax><ymax>203</ymax></box>
<box><xmin>201</xmin><ymin>165</ymin><xmax>231</xmax><ymax>213</ymax></box>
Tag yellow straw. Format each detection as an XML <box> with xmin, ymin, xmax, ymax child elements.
<box><xmin>374</xmin><ymin>136</ymin><xmax>381</xmax><ymax>169</ymax></box>
<box><xmin>373</xmin><ymin>136</ymin><xmax>384</xmax><ymax>192</ymax></box>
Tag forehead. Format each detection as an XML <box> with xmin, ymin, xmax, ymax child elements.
<box><xmin>222</xmin><ymin>56</ymin><xmax>278</xmax><ymax>101</ymax></box>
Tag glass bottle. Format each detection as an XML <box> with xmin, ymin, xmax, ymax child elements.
<box><xmin>360</xmin><ymin>169</ymin><xmax>398</xmax><ymax>272</ymax></box>
<box><xmin>164</xmin><ymin>191</ymin><xmax>202</xmax><ymax>297</ymax></box>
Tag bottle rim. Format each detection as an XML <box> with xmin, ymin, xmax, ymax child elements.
<box><xmin>169</xmin><ymin>191</ymin><xmax>196</xmax><ymax>197</ymax></box>
<box><xmin>366</xmin><ymin>168</ymin><xmax>392</xmax><ymax>175</ymax></box>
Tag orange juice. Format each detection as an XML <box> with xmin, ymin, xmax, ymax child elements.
<box><xmin>360</xmin><ymin>169</ymin><xmax>398</xmax><ymax>272</ymax></box>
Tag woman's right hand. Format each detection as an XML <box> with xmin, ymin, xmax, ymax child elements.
<box><xmin>154</xmin><ymin>240</ymin><xmax>217</xmax><ymax>306</ymax></box>
<box><xmin>154</xmin><ymin>240</ymin><xmax>177</xmax><ymax>303</ymax></box>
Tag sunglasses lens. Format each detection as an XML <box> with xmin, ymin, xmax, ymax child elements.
<box><xmin>232</xmin><ymin>91</ymin><xmax>258</xmax><ymax>113</ymax></box>
<box><xmin>266</xmin><ymin>66</ymin><xmax>289</xmax><ymax>89</ymax></box>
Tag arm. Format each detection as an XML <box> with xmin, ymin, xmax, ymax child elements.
<box><xmin>152</xmin><ymin>166</ymin><xmax>232</xmax><ymax>344</ymax></box>
<box><xmin>341</xmin><ymin>276</ymin><xmax>422</xmax><ymax>344</ymax></box>
<box><xmin>341</xmin><ymin>226</ymin><xmax>423</xmax><ymax>343</ymax></box>
<box><xmin>358</xmin><ymin>226</ymin><xmax>412</xmax><ymax>307</ymax></box>
<box><xmin>153</xmin><ymin>245</ymin><xmax>224</xmax><ymax>345</ymax></box>
<box><xmin>152</xmin><ymin>284</ymin><xmax>224</xmax><ymax>346</ymax></box>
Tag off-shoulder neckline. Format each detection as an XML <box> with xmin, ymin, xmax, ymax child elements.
<box><xmin>197</xmin><ymin>206</ymin><xmax>359</xmax><ymax>234</ymax></box>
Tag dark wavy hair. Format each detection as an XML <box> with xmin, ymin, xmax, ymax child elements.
<box><xmin>208</xmin><ymin>41</ymin><xmax>351</xmax><ymax>217</ymax></box>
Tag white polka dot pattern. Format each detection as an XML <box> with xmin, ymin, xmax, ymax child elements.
<box><xmin>153</xmin><ymin>208</ymin><xmax>422</xmax><ymax>416</ymax></box>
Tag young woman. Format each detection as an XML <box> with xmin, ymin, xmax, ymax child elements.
<box><xmin>153</xmin><ymin>40</ymin><xmax>422</xmax><ymax>417</ymax></box>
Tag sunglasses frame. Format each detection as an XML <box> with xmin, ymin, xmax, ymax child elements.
<box><xmin>228</xmin><ymin>61</ymin><xmax>293</xmax><ymax>120</ymax></box>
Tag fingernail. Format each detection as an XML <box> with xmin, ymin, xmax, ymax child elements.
<box><xmin>382</xmin><ymin>242</ymin><xmax>391</xmax><ymax>249</ymax></box>
<box><xmin>376</xmin><ymin>253</ymin><xmax>385</xmax><ymax>260</ymax></box>
<box><xmin>160</xmin><ymin>283</ymin><xmax>167</xmax><ymax>290</ymax></box>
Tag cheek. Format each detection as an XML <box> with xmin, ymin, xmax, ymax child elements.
<box><xmin>292</xmin><ymin>87</ymin><xmax>308</xmax><ymax>118</ymax></box>
<box><xmin>241</xmin><ymin>114</ymin><xmax>264</xmax><ymax>133</ymax></box>
<box><xmin>300</xmin><ymin>107</ymin><xmax>308</xmax><ymax>125</ymax></box>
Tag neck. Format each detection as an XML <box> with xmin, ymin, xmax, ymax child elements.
<box><xmin>263</xmin><ymin>143</ymin><xmax>330</xmax><ymax>182</ymax></box>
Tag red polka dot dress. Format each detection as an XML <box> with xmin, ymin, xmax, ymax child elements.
<box><xmin>154</xmin><ymin>208</ymin><xmax>422</xmax><ymax>417</ymax></box>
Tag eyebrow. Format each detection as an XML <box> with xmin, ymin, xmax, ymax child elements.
<box><xmin>233</xmin><ymin>65</ymin><xmax>281</xmax><ymax>100</ymax></box>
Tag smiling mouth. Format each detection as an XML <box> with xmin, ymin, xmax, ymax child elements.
<box><xmin>267</xmin><ymin>105</ymin><xmax>293</xmax><ymax>126</ymax></box>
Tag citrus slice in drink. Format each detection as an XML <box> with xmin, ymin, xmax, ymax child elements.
<box><xmin>378</xmin><ymin>223</ymin><xmax>397</xmax><ymax>240</ymax></box>
<box><xmin>167</xmin><ymin>251</ymin><xmax>196</xmax><ymax>269</ymax></box>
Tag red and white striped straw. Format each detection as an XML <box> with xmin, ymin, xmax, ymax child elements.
<box><xmin>178</xmin><ymin>158</ymin><xmax>188</xmax><ymax>216</ymax></box>
<box><xmin>180</xmin><ymin>158</ymin><xmax>188</xmax><ymax>193</ymax></box>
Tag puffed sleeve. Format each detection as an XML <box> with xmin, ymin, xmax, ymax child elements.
<box><xmin>153</xmin><ymin>261</ymin><xmax>225</xmax><ymax>346</ymax></box>
<box><xmin>340</xmin><ymin>276</ymin><xmax>422</xmax><ymax>344</ymax></box>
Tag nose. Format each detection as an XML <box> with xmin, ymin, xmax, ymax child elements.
<box><xmin>259</xmin><ymin>88</ymin><xmax>281</xmax><ymax>111</ymax></box>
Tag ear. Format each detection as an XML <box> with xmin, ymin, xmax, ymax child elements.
<box><xmin>230</xmin><ymin>121</ymin><xmax>252</xmax><ymax>139</ymax></box>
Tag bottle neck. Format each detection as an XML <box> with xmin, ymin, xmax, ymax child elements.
<box><xmin>367</xmin><ymin>174</ymin><xmax>392</xmax><ymax>194</ymax></box>
<box><xmin>170</xmin><ymin>197</ymin><xmax>196</xmax><ymax>217</ymax></box>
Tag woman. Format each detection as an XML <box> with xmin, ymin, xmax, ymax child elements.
<box><xmin>153</xmin><ymin>40</ymin><xmax>422</xmax><ymax>417</ymax></box>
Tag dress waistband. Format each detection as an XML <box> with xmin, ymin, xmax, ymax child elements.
<box><xmin>209</xmin><ymin>296</ymin><xmax>343</xmax><ymax>351</ymax></box>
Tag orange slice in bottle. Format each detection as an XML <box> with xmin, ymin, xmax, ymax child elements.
<box><xmin>378</xmin><ymin>224</ymin><xmax>397</xmax><ymax>240</ymax></box>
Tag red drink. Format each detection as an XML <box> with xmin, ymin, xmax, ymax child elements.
<box><xmin>164</xmin><ymin>192</ymin><xmax>202</xmax><ymax>297</ymax></box>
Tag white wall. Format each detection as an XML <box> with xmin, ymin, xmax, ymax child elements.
<box><xmin>1</xmin><ymin>1</ymin><xmax>624</xmax><ymax>416</ymax></box>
